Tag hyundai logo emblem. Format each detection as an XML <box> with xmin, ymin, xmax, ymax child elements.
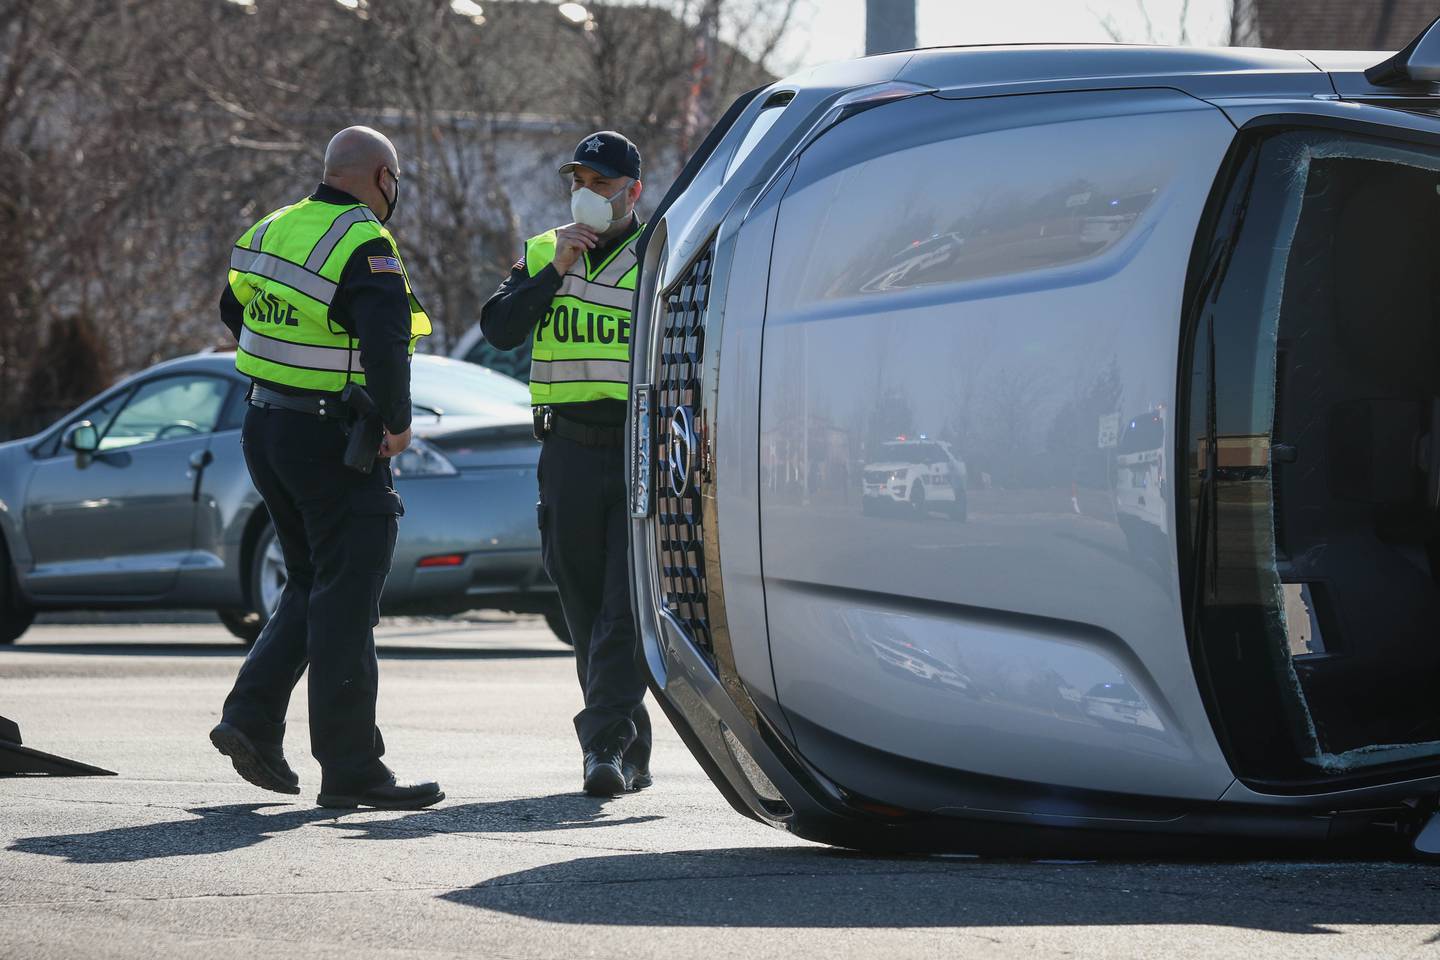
<box><xmin>669</xmin><ymin>405</ymin><xmax>695</xmax><ymax>497</ymax></box>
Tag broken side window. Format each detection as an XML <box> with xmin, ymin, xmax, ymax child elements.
<box><xmin>1184</xmin><ymin>127</ymin><xmax>1440</xmax><ymax>784</ymax></box>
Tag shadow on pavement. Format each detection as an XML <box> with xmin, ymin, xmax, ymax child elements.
<box><xmin>320</xmin><ymin>793</ymin><xmax>663</xmax><ymax>840</ymax></box>
<box><xmin>8</xmin><ymin>795</ymin><xmax>660</xmax><ymax>865</ymax></box>
<box><xmin>441</xmin><ymin>847</ymin><xmax>1440</xmax><ymax>934</ymax></box>
<box><xmin>7</xmin><ymin>803</ymin><xmax>336</xmax><ymax>863</ymax></box>
<box><xmin>1</xmin><ymin>642</ymin><xmax>570</xmax><ymax>660</ymax></box>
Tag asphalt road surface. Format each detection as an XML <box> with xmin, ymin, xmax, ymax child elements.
<box><xmin>2</xmin><ymin>615</ymin><xmax>1437</xmax><ymax>959</ymax></box>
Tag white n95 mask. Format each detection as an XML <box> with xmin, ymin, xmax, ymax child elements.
<box><xmin>571</xmin><ymin>182</ymin><xmax>629</xmax><ymax>231</ymax></box>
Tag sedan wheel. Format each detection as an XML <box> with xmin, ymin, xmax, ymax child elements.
<box><xmin>256</xmin><ymin>528</ymin><xmax>287</xmax><ymax>620</ymax></box>
<box><xmin>0</xmin><ymin>542</ymin><xmax>35</xmax><ymax>645</ymax></box>
<box><xmin>217</xmin><ymin>522</ymin><xmax>284</xmax><ymax>646</ymax></box>
<box><xmin>545</xmin><ymin>606</ymin><xmax>573</xmax><ymax>646</ymax></box>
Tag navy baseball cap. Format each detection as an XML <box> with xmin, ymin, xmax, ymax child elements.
<box><xmin>559</xmin><ymin>130</ymin><xmax>642</xmax><ymax>181</ymax></box>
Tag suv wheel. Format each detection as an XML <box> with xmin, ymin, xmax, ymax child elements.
<box><xmin>0</xmin><ymin>538</ymin><xmax>35</xmax><ymax>645</ymax></box>
<box><xmin>217</xmin><ymin>522</ymin><xmax>285</xmax><ymax>646</ymax></box>
<box><xmin>909</xmin><ymin>482</ymin><xmax>927</xmax><ymax>518</ymax></box>
<box><xmin>948</xmin><ymin>490</ymin><xmax>968</xmax><ymax>523</ymax></box>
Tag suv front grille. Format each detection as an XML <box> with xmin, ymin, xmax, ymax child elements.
<box><xmin>654</xmin><ymin>239</ymin><xmax>714</xmax><ymax>661</ymax></box>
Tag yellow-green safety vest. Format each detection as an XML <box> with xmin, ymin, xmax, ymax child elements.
<box><xmin>526</xmin><ymin>222</ymin><xmax>642</xmax><ymax>405</ymax></box>
<box><xmin>229</xmin><ymin>198</ymin><xmax>431</xmax><ymax>393</ymax></box>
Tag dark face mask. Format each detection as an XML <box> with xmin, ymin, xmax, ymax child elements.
<box><xmin>378</xmin><ymin>166</ymin><xmax>400</xmax><ymax>224</ymax></box>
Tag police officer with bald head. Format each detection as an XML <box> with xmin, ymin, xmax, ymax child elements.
<box><xmin>480</xmin><ymin>131</ymin><xmax>651</xmax><ymax>796</ymax></box>
<box><xmin>210</xmin><ymin>125</ymin><xmax>443</xmax><ymax>811</ymax></box>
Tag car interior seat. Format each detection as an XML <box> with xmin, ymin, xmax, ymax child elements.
<box><xmin>1271</xmin><ymin>156</ymin><xmax>1440</xmax><ymax>755</ymax></box>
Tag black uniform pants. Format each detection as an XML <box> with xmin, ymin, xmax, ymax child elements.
<box><xmin>538</xmin><ymin>435</ymin><xmax>651</xmax><ymax>762</ymax></box>
<box><xmin>221</xmin><ymin>405</ymin><xmax>400</xmax><ymax>793</ymax></box>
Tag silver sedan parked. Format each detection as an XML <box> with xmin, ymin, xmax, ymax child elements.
<box><xmin>0</xmin><ymin>353</ymin><xmax>563</xmax><ymax>644</ymax></box>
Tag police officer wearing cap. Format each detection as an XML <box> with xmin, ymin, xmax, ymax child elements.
<box><xmin>480</xmin><ymin>131</ymin><xmax>650</xmax><ymax>796</ymax></box>
<box><xmin>210</xmin><ymin>125</ymin><xmax>443</xmax><ymax>811</ymax></box>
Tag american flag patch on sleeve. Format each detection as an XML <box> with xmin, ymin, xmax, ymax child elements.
<box><xmin>368</xmin><ymin>255</ymin><xmax>403</xmax><ymax>275</ymax></box>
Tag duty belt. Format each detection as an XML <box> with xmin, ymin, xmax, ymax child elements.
<box><xmin>533</xmin><ymin>406</ymin><xmax>624</xmax><ymax>447</ymax></box>
<box><xmin>248</xmin><ymin>383</ymin><xmax>345</xmax><ymax>419</ymax></box>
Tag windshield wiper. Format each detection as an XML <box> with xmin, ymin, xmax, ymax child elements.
<box><xmin>412</xmin><ymin>402</ymin><xmax>444</xmax><ymax>419</ymax></box>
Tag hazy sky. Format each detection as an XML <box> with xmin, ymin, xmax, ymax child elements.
<box><xmin>773</xmin><ymin>0</ymin><xmax>1234</xmax><ymax>73</ymax></box>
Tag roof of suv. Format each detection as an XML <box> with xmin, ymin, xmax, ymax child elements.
<box><xmin>781</xmin><ymin>42</ymin><xmax>1430</xmax><ymax>103</ymax></box>
<box><xmin>643</xmin><ymin>32</ymin><xmax>1440</xmax><ymax>297</ymax></box>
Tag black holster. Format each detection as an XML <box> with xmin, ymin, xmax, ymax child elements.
<box><xmin>342</xmin><ymin>383</ymin><xmax>383</xmax><ymax>474</ymax></box>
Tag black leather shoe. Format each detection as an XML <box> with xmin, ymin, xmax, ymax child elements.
<box><xmin>317</xmin><ymin>776</ymin><xmax>444</xmax><ymax>810</ymax></box>
<box><xmin>623</xmin><ymin>761</ymin><xmax>653</xmax><ymax>791</ymax></box>
<box><xmin>583</xmin><ymin>745</ymin><xmax>627</xmax><ymax>796</ymax></box>
<box><xmin>210</xmin><ymin>722</ymin><xmax>300</xmax><ymax>795</ymax></box>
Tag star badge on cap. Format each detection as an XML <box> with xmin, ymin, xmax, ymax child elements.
<box><xmin>584</xmin><ymin>137</ymin><xmax>603</xmax><ymax>153</ymax></box>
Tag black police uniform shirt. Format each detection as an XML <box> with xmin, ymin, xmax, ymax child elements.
<box><xmin>478</xmin><ymin>215</ymin><xmax>641</xmax><ymax>429</ymax></box>
<box><xmin>219</xmin><ymin>183</ymin><xmax>414</xmax><ymax>435</ymax></box>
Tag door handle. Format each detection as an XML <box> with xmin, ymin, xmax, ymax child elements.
<box><xmin>189</xmin><ymin>449</ymin><xmax>214</xmax><ymax>501</ymax></box>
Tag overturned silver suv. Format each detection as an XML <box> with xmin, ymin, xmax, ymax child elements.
<box><xmin>628</xmin><ymin>24</ymin><xmax>1440</xmax><ymax>855</ymax></box>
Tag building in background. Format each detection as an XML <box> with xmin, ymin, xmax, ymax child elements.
<box><xmin>865</xmin><ymin>0</ymin><xmax>916</xmax><ymax>55</ymax></box>
<box><xmin>1238</xmin><ymin>0</ymin><xmax>1436</xmax><ymax>49</ymax></box>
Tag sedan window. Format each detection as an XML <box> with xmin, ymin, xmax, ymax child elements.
<box><xmin>35</xmin><ymin>389</ymin><xmax>130</xmax><ymax>459</ymax></box>
<box><xmin>411</xmin><ymin>357</ymin><xmax>532</xmax><ymax>418</ymax></box>
<box><xmin>99</xmin><ymin>376</ymin><xmax>230</xmax><ymax>450</ymax></box>
<box><xmin>216</xmin><ymin>382</ymin><xmax>248</xmax><ymax>432</ymax></box>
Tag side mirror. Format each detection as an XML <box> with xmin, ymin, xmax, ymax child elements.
<box><xmin>1366</xmin><ymin>15</ymin><xmax>1440</xmax><ymax>85</ymax></box>
<box><xmin>64</xmin><ymin>420</ymin><xmax>99</xmax><ymax>467</ymax></box>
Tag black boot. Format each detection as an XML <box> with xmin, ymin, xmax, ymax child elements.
<box><xmin>583</xmin><ymin>740</ymin><xmax>627</xmax><ymax>796</ymax></box>
<box><xmin>317</xmin><ymin>773</ymin><xmax>444</xmax><ymax>810</ymax></box>
<box><xmin>622</xmin><ymin>759</ymin><xmax>653</xmax><ymax>791</ymax></box>
<box><xmin>622</xmin><ymin>739</ymin><xmax>652</xmax><ymax>791</ymax></box>
<box><xmin>210</xmin><ymin>721</ymin><xmax>300</xmax><ymax>795</ymax></box>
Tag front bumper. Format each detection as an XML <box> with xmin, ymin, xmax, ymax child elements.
<box><xmin>642</xmin><ymin>612</ymin><xmax>1434</xmax><ymax>854</ymax></box>
<box><xmin>861</xmin><ymin>484</ymin><xmax>908</xmax><ymax>503</ymax></box>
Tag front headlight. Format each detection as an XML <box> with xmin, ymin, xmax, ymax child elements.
<box><xmin>391</xmin><ymin>437</ymin><xmax>458</xmax><ymax>477</ymax></box>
